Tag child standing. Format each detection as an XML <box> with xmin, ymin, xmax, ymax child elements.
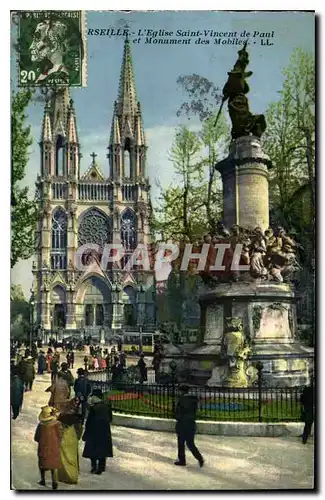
<box><xmin>34</xmin><ymin>406</ymin><xmax>62</xmax><ymax>490</ymax></box>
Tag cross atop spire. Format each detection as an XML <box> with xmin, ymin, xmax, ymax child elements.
<box><xmin>90</xmin><ymin>152</ymin><xmax>97</xmax><ymax>165</ymax></box>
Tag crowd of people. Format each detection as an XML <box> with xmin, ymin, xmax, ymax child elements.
<box><xmin>11</xmin><ymin>344</ymin><xmax>114</xmax><ymax>489</ymax></box>
<box><xmin>10</xmin><ymin>339</ymin><xmax>314</xmax><ymax>490</ymax></box>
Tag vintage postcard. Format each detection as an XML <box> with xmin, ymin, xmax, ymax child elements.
<box><xmin>10</xmin><ymin>10</ymin><xmax>315</xmax><ymax>491</ymax></box>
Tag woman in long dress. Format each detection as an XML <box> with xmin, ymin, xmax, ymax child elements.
<box><xmin>46</xmin><ymin>372</ymin><xmax>70</xmax><ymax>413</ymax></box>
<box><xmin>46</xmin><ymin>352</ymin><xmax>53</xmax><ymax>373</ymax></box>
<box><xmin>57</xmin><ymin>399</ymin><xmax>83</xmax><ymax>484</ymax></box>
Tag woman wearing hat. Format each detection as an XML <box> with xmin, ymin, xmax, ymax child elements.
<box><xmin>82</xmin><ymin>389</ymin><xmax>113</xmax><ymax>475</ymax></box>
<box><xmin>34</xmin><ymin>406</ymin><xmax>62</xmax><ymax>490</ymax></box>
<box><xmin>57</xmin><ymin>399</ymin><xmax>83</xmax><ymax>484</ymax></box>
<box><xmin>46</xmin><ymin>372</ymin><xmax>70</xmax><ymax>413</ymax></box>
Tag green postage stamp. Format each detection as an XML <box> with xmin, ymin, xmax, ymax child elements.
<box><xmin>17</xmin><ymin>10</ymin><xmax>87</xmax><ymax>87</ymax></box>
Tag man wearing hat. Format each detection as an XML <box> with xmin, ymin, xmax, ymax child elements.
<box><xmin>74</xmin><ymin>368</ymin><xmax>91</xmax><ymax>423</ymax></box>
<box><xmin>174</xmin><ymin>385</ymin><xmax>204</xmax><ymax>467</ymax></box>
<box><xmin>300</xmin><ymin>376</ymin><xmax>315</xmax><ymax>445</ymax></box>
<box><xmin>82</xmin><ymin>389</ymin><xmax>113</xmax><ymax>474</ymax></box>
<box><xmin>34</xmin><ymin>406</ymin><xmax>62</xmax><ymax>490</ymax></box>
<box><xmin>59</xmin><ymin>362</ymin><xmax>74</xmax><ymax>394</ymax></box>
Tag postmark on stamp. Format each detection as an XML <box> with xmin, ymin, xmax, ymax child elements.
<box><xmin>17</xmin><ymin>10</ymin><xmax>87</xmax><ymax>87</ymax></box>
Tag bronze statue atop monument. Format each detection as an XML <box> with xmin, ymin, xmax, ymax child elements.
<box><xmin>216</xmin><ymin>41</ymin><xmax>267</xmax><ymax>139</ymax></box>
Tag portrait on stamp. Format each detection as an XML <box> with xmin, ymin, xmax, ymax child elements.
<box><xmin>18</xmin><ymin>11</ymin><xmax>86</xmax><ymax>87</ymax></box>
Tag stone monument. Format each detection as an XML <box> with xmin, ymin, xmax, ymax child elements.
<box><xmin>186</xmin><ymin>43</ymin><xmax>313</xmax><ymax>387</ymax></box>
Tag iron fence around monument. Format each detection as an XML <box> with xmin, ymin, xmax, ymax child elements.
<box><xmin>87</xmin><ymin>371</ymin><xmax>303</xmax><ymax>423</ymax></box>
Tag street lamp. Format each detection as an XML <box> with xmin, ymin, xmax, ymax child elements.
<box><xmin>29</xmin><ymin>291</ymin><xmax>35</xmax><ymax>351</ymax></box>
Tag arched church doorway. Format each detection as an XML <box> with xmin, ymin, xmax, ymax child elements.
<box><xmin>51</xmin><ymin>286</ymin><xmax>66</xmax><ymax>328</ymax></box>
<box><xmin>82</xmin><ymin>277</ymin><xmax>111</xmax><ymax>336</ymax></box>
<box><xmin>122</xmin><ymin>286</ymin><xmax>137</xmax><ymax>327</ymax></box>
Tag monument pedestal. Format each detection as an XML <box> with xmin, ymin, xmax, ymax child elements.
<box><xmin>216</xmin><ymin>136</ymin><xmax>271</xmax><ymax>231</ymax></box>
<box><xmin>188</xmin><ymin>281</ymin><xmax>313</xmax><ymax>387</ymax></box>
<box><xmin>185</xmin><ymin>136</ymin><xmax>313</xmax><ymax>387</ymax></box>
<box><xmin>163</xmin><ymin>136</ymin><xmax>313</xmax><ymax>388</ymax></box>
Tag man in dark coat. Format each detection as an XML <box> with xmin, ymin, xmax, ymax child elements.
<box><xmin>174</xmin><ymin>385</ymin><xmax>204</xmax><ymax>467</ymax></box>
<box><xmin>105</xmin><ymin>353</ymin><xmax>111</xmax><ymax>374</ymax></box>
<box><xmin>50</xmin><ymin>356</ymin><xmax>59</xmax><ymax>382</ymax></box>
<box><xmin>11</xmin><ymin>366</ymin><xmax>24</xmax><ymax>419</ymax></box>
<box><xmin>137</xmin><ymin>354</ymin><xmax>147</xmax><ymax>383</ymax></box>
<box><xmin>37</xmin><ymin>351</ymin><xmax>47</xmax><ymax>375</ymax></box>
<box><xmin>82</xmin><ymin>389</ymin><xmax>113</xmax><ymax>474</ymax></box>
<box><xmin>300</xmin><ymin>380</ymin><xmax>314</xmax><ymax>444</ymax></box>
<box><xmin>21</xmin><ymin>355</ymin><xmax>35</xmax><ymax>391</ymax></box>
<box><xmin>69</xmin><ymin>351</ymin><xmax>75</xmax><ymax>369</ymax></box>
<box><xmin>74</xmin><ymin>368</ymin><xmax>91</xmax><ymax>423</ymax></box>
<box><xmin>31</xmin><ymin>343</ymin><xmax>38</xmax><ymax>361</ymax></box>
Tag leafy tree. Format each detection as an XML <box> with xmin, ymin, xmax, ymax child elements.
<box><xmin>262</xmin><ymin>49</ymin><xmax>315</xmax><ymax>227</ymax></box>
<box><xmin>11</xmin><ymin>89</ymin><xmax>38</xmax><ymax>268</ymax></box>
<box><xmin>10</xmin><ymin>284</ymin><xmax>30</xmax><ymax>339</ymax></box>
<box><xmin>262</xmin><ymin>49</ymin><xmax>315</xmax><ymax>342</ymax></box>
<box><xmin>176</xmin><ymin>75</ymin><xmax>229</xmax><ymax>234</ymax></box>
<box><xmin>199</xmin><ymin>113</ymin><xmax>228</xmax><ymax>233</ymax></box>
<box><xmin>154</xmin><ymin>125</ymin><xmax>204</xmax><ymax>242</ymax></box>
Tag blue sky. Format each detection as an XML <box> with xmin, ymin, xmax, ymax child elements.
<box><xmin>11</xmin><ymin>10</ymin><xmax>315</xmax><ymax>296</ymax></box>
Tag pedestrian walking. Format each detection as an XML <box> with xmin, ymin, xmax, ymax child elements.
<box><xmin>46</xmin><ymin>372</ymin><xmax>70</xmax><ymax>413</ymax></box>
<box><xmin>46</xmin><ymin>351</ymin><xmax>53</xmax><ymax>373</ymax></box>
<box><xmin>21</xmin><ymin>355</ymin><xmax>35</xmax><ymax>391</ymax></box>
<box><xmin>50</xmin><ymin>355</ymin><xmax>59</xmax><ymax>382</ymax></box>
<box><xmin>119</xmin><ymin>351</ymin><xmax>126</xmax><ymax>369</ymax></box>
<box><xmin>105</xmin><ymin>353</ymin><xmax>111</xmax><ymax>373</ymax></box>
<box><xmin>174</xmin><ymin>385</ymin><xmax>204</xmax><ymax>468</ymax></box>
<box><xmin>69</xmin><ymin>351</ymin><xmax>75</xmax><ymax>369</ymax></box>
<box><xmin>137</xmin><ymin>354</ymin><xmax>147</xmax><ymax>383</ymax></box>
<box><xmin>94</xmin><ymin>356</ymin><xmax>99</xmax><ymax>371</ymax></box>
<box><xmin>59</xmin><ymin>362</ymin><xmax>74</xmax><ymax>394</ymax></box>
<box><xmin>74</xmin><ymin>368</ymin><xmax>91</xmax><ymax>423</ymax></box>
<box><xmin>84</xmin><ymin>355</ymin><xmax>89</xmax><ymax>372</ymax></box>
<box><xmin>57</xmin><ymin>399</ymin><xmax>83</xmax><ymax>484</ymax></box>
<box><xmin>37</xmin><ymin>351</ymin><xmax>47</xmax><ymax>375</ymax></box>
<box><xmin>300</xmin><ymin>379</ymin><xmax>314</xmax><ymax>444</ymax></box>
<box><xmin>11</xmin><ymin>365</ymin><xmax>24</xmax><ymax>419</ymax></box>
<box><xmin>82</xmin><ymin>389</ymin><xmax>113</xmax><ymax>475</ymax></box>
<box><xmin>34</xmin><ymin>406</ymin><xmax>62</xmax><ymax>490</ymax></box>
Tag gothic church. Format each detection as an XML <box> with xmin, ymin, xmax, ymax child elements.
<box><xmin>32</xmin><ymin>39</ymin><xmax>156</xmax><ymax>340</ymax></box>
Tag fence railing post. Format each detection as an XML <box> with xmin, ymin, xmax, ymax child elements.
<box><xmin>169</xmin><ymin>360</ymin><xmax>177</xmax><ymax>417</ymax></box>
<box><xmin>256</xmin><ymin>361</ymin><xmax>264</xmax><ymax>422</ymax></box>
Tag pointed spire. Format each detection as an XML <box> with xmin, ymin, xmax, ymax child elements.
<box><xmin>110</xmin><ymin>113</ymin><xmax>121</xmax><ymax>145</ymax></box>
<box><xmin>41</xmin><ymin>100</ymin><xmax>52</xmax><ymax>142</ymax></box>
<box><xmin>135</xmin><ymin>103</ymin><xmax>145</xmax><ymax>146</ymax></box>
<box><xmin>117</xmin><ymin>38</ymin><xmax>137</xmax><ymax>116</ymax></box>
<box><xmin>67</xmin><ymin>98</ymin><xmax>78</xmax><ymax>143</ymax></box>
<box><xmin>51</xmin><ymin>87</ymin><xmax>70</xmax><ymax>137</ymax></box>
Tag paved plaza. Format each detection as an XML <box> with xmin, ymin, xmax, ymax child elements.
<box><xmin>11</xmin><ymin>365</ymin><xmax>314</xmax><ymax>491</ymax></box>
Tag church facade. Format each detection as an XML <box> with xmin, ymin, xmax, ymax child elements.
<box><xmin>32</xmin><ymin>39</ymin><xmax>156</xmax><ymax>341</ymax></box>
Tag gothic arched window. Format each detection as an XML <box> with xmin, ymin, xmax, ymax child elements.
<box><xmin>124</xmin><ymin>151</ymin><xmax>131</xmax><ymax>178</ymax></box>
<box><xmin>51</xmin><ymin>208</ymin><xmax>67</xmax><ymax>269</ymax></box>
<box><xmin>78</xmin><ymin>208</ymin><xmax>112</xmax><ymax>247</ymax></box>
<box><xmin>55</xmin><ymin>136</ymin><xmax>65</xmax><ymax>176</ymax></box>
<box><xmin>121</xmin><ymin>208</ymin><xmax>137</xmax><ymax>252</ymax></box>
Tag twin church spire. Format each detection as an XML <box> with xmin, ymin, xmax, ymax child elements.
<box><xmin>40</xmin><ymin>38</ymin><xmax>146</xmax><ymax>181</ymax></box>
